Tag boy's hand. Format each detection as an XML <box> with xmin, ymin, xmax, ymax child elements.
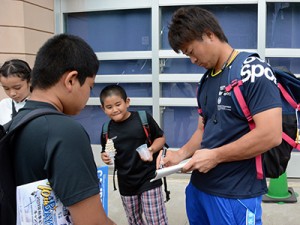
<box><xmin>139</xmin><ymin>148</ymin><xmax>153</xmax><ymax>162</ymax></box>
<box><xmin>101</xmin><ymin>152</ymin><xmax>112</xmax><ymax>165</ymax></box>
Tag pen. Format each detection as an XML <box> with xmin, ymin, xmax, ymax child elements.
<box><xmin>159</xmin><ymin>146</ymin><xmax>167</xmax><ymax>169</ymax></box>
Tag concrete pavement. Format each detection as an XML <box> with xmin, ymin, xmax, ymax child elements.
<box><xmin>106</xmin><ymin>173</ymin><xmax>300</xmax><ymax>225</ymax></box>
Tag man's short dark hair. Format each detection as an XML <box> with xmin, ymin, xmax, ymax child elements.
<box><xmin>168</xmin><ymin>6</ymin><xmax>228</xmax><ymax>53</ymax></box>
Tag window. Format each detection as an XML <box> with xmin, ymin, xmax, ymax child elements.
<box><xmin>59</xmin><ymin>1</ymin><xmax>300</xmax><ymax>146</ymax></box>
<box><xmin>266</xmin><ymin>3</ymin><xmax>300</xmax><ymax>48</ymax></box>
<box><xmin>66</xmin><ymin>9</ymin><xmax>151</xmax><ymax>52</ymax></box>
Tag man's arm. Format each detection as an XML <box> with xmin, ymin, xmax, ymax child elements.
<box><xmin>68</xmin><ymin>194</ymin><xmax>116</xmax><ymax>225</ymax></box>
<box><xmin>183</xmin><ymin>107</ymin><xmax>282</xmax><ymax>173</ymax></box>
<box><xmin>215</xmin><ymin>107</ymin><xmax>282</xmax><ymax>161</ymax></box>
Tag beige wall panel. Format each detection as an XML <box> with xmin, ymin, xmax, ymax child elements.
<box><xmin>0</xmin><ymin>27</ymin><xmax>53</xmax><ymax>54</ymax></box>
<box><xmin>26</xmin><ymin>0</ymin><xmax>54</xmax><ymax>10</ymax></box>
<box><xmin>0</xmin><ymin>1</ymin><xmax>54</xmax><ymax>28</ymax></box>
<box><xmin>22</xmin><ymin>55</ymin><xmax>36</xmax><ymax>68</ymax></box>
<box><xmin>0</xmin><ymin>1</ymin><xmax>24</xmax><ymax>26</ymax></box>
<box><xmin>0</xmin><ymin>54</ymin><xmax>35</xmax><ymax>69</ymax></box>
<box><xmin>0</xmin><ymin>0</ymin><xmax>54</xmax><ymax>101</ymax></box>
<box><xmin>24</xmin><ymin>3</ymin><xmax>54</xmax><ymax>32</ymax></box>
<box><xmin>0</xmin><ymin>54</ymin><xmax>28</xmax><ymax>65</ymax></box>
<box><xmin>24</xmin><ymin>30</ymin><xmax>54</xmax><ymax>54</ymax></box>
<box><xmin>0</xmin><ymin>27</ymin><xmax>26</xmax><ymax>53</ymax></box>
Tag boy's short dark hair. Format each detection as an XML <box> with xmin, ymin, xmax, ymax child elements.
<box><xmin>0</xmin><ymin>59</ymin><xmax>31</xmax><ymax>82</ymax></box>
<box><xmin>31</xmin><ymin>33</ymin><xmax>99</xmax><ymax>90</ymax></box>
<box><xmin>99</xmin><ymin>84</ymin><xmax>127</xmax><ymax>106</ymax></box>
<box><xmin>168</xmin><ymin>6</ymin><xmax>228</xmax><ymax>53</ymax></box>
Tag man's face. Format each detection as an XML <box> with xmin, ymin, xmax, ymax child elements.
<box><xmin>181</xmin><ymin>34</ymin><xmax>216</xmax><ymax>70</ymax></box>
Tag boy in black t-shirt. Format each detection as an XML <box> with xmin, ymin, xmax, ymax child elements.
<box><xmin>100</xmin><ymin>84</ymin><xmax>169</xmax><ymax>225</ymax></box>
<box><xmin>9</xmin><ymin>34</ymin><xmax>115</xmax><ymax>225</ymax></box>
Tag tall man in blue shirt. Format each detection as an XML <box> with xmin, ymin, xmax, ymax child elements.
<box><xmin>159</xmin><ymin>6</ymin><xmax>282</xmax><ymax>225</ymax></box>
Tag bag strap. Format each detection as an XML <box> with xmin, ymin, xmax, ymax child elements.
<box><xmin>162</xmin><ymin>165</ymin><xmax>170</xmax><ymax>202</ymax></box>
<box><xmin>138</xmin><ymin>110</ymin><xmax>152</xmax><ymax>145</ymax></box>
<box><xmin>11</xmin><ymin>101</ymin><xmax>17</xmax><ymax>118</ymax></box>
<box><xmin>3</xmin><ymin>108</ymin><xmax>62</xmax><ymax>141</ymax></box>
<box><xmin>225</xmin><ymin>52</ymin><xmax>259</xmax><ymax>118</ymax></box>
<box><xmin>137</xmin><ymin>110</ymin><xmax>170</xmax><ymax>201</ymax></box>
<box><xmin>102</xmin><ymin>121</ymin><xmax>110</xmax><ymax>140</ymax></box>
<box><xmin>196</xmin><ymin>71</ymin><xmax>210</xmax><ymax>116</ymax></box>
<box><xmin>297</xmin><ymin>110</ymin><xmax>300</xmax><ymax>149</ymax></box>
<box><xmin>225</xmin><ymin>52</ymin><xmax>264</xmax><ymax>179</ymax></box>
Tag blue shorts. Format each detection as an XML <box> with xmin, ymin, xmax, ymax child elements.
<box><xmin>185</xmin><ymin>182</ymin><xmax>262</xmax><ymax>225</ymax></box>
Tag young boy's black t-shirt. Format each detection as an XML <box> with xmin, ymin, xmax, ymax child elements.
<box><xmin>101</xmin><ymin>111</ymin><xmax>163</xmax><ymax>196</ymax></box>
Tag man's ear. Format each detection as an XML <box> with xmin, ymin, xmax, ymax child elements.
<box><xmin>206</xmin><ymin>31</ymin><xmax>215</xmax><ymax>41</ymax></box>
<box><xmin>64</xmin><ymin>71</ymin><xmax>78</xmax><ymax>92</ymax></box>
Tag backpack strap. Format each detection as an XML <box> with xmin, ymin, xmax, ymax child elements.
<box><xmin>112</xmin><ymin>167</ymin><xmax>117</xmax><ymax>191</ymax></box>
<box><xmin>138</xmin><ymin>110</ymin><xmax>152</xmax><ymax>145</ymax></box>
<box><xmin>161</xmin><ymin>145</ymin><xmax>171</xmax><ymax>202</ymax></box>
<box><xmin>224</xmin><ymin>52</ymin><xmax>264</xmax><ymax>179</ymax></box>
<box><xmin>297</xmin><ymin>110</ymin><xmax>300</xmax><ymax>149</ymax></box>
<box><xmin>137</xmin><ymin>110</ymin><xmax>170</xmax><ymax>202</ymax></box>
<box><xmin>196</xmin><ymin>71</ymin><xmax>210</xmax><ymax>117</ymax></box>
<box><xmin>11</xmin><ymin>101</ymin><xmax>17</xmax><ymax>118</ymax></box>
<box><xmin>137</xmin><ymin>110</ymin><xmax>170</xmax><ymax>148</ymax></box>
<box><xmin>2</xmin><ymin>120</ymin><xmax>13</xmax><ymax>134</ymax></box>
<box><xmin>8</xmin><ymin>108</ymin><xmax>62</xmax><ymax>133</ymax></box>
<box><xmin>1</xmin><ymin>108</ymin><xmax>63</xmax><ymax>153</ymax></box>
<box><xmin>225</xmin><ymin>52</ymin><xmax>259</xmax><ymax>120</ymax></box>
<box><xmin>102</xmin><ymin>121</ymin><xmax>110</xmax><ymax>141</ymax></box>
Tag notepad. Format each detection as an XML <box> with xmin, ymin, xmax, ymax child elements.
<box><xmin>150</xmin><ymin>159</ymin><xmax>190</xmax><ymax>182</ymax></box>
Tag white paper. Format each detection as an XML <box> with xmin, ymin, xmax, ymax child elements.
<box><xmin>16</xmin><ymin>179</ymin><xmax>72</xmax><ymax>225</ymax></box>
<box><xmin>150</xmin><ymin>159</ymin><xmax>190</xmax><ymax>182</ymax></box>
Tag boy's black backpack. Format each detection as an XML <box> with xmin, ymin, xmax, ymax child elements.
<box><xmin>197</xmin><ymin>52</ymin><xmax>300</xmax><ymax>179</ymax></box>
<box><xmin>0</xmin><ymin>108</ymin><xmax>63</xmax><ymax>225</ymax></box>
<box><xmin>102</xmin><ymin>110</ymin><xmax>170</xmax><ymax>202</ymax></box>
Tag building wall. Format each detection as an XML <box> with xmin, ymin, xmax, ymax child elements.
<box><xmin>0</xmin><ymin>0</ymin><xmax>54</xmax><ymax>100</ymax></box>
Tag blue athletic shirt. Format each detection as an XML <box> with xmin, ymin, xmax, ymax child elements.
<box><xmin>193</xmin><ymin>55</ymin><xmax>282</xmax><ymax>199</ymax></box>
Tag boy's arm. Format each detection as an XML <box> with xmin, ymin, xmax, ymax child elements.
<box><xmin>149</xmin><ymin>135</ymin><xmax>166</xmax><ymax>153</ymax></box>
<box><xmin>68</xmin><ymin>194</ymin><xmax>116</xmax><ymax>225</ymax></box>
